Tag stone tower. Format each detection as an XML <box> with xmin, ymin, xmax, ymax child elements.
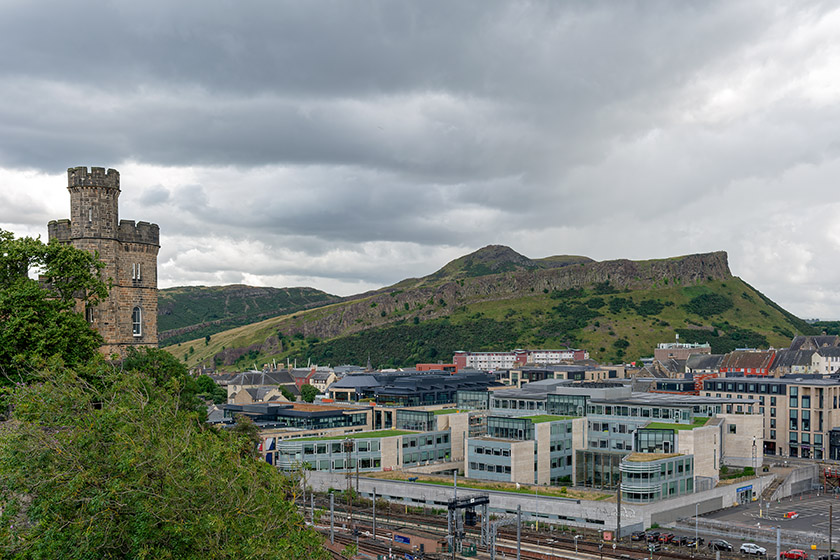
<box><xmin>48</xmin><ymin>166</ymin><xmax>160</xmax><ymax>356</ymax></box>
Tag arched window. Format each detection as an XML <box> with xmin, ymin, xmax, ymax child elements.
<box><xmin>132</xmin><ymin>306</ymin><xmax>142</xmax><ymax>337</ymax></box>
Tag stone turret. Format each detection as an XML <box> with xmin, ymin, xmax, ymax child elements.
<box><xmin>49</xmin><ymin>166</ymin><xmax>160</xmax><ymax>356</ymax></box>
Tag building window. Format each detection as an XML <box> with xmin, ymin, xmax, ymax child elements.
<box><xmin>132</xmin><ymin>263</ymin><xmax>142</xmax><ymax>281</ymax></box>
<box><xmin>132</xmin><ymin>306</ymin><xmax>142</xmax><ymax>337</ymax></box>
<box><xmin>729</xmin><ymin>425</ymin><xmax>737</xmax><ymax>434</ymax></box>
<box><xmin>85</xmin><ymin>307</ymin><xmax>94</xmax><ymax>323</ymax></box>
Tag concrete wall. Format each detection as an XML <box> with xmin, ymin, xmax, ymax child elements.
<box><xmin>720</xmin><ymin>413</ymin><xmax>764</xmax><ymax>468</ymax></box>
<box><xmin>436</xmin><ymin>413</ymin><xmax>469</xmax><ymax>461</ymax></box>
<box><xmin>678</xmin><ymin>424</ymin><xmax>719</xmax><ymax>483</ymax></box>
<box><xmin>771</xmin><ymin>464</ymin><xmax>818</xmax><ymax>500</ymax></box>
<box><xmin>510</xmin><ymin>440</ymin><xmax>535</xmax><ymax>484</ymax></box>
<box><xmin>381</xmin><ymin>436</ymin><xmax>400</xmax><ymax>470</ymax></box>
<box><xmin>307</xmin><ymin>471</ymin><xmax>775</xmax><ymax>536</ymax></box>
<box><xmin>535</xmin><ymin>423</ymin><xmax>551</xmax><ymax>485</ymax></box>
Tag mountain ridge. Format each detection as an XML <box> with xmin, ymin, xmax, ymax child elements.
<box><xmin>157</xmin><ymin>246</ymin><xmax>808</xmax><ymax>370</ymax></box>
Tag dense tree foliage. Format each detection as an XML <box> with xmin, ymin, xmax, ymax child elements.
<box><xmin>682</xmin><ymin>293</ymin><xmax>734</xmax><ymax>318</ymax></box>
<box><xmin>0</xmin><ymin>361</ymin><xmax>327</xmax><ymax>559</ymax></box>
<box><xmin>300</xmin><ymin>383</ymin><xmax>319</xmax><ymax>403</ymax></box>
<box><xmin>0</xmin><ymin>229</ymin><xmax>109</xmax><ymax>385</ymax></box>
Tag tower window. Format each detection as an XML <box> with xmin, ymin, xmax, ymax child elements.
<box><xmin>88</xmin><ymin>207</ymin><xmax>93</xmax><ymax>223</ymax></box>
<box><xmin>132</xmin><ymin>306</ymin><xmax>142</xmax><ymax>337</ymax></box>
<box><xmin>132</xmin><ymin>263</ymin><xmax>141</xmax><ymax>281</ymax></box>
<box><xmin>85</xmin><ymin>307</ymin><xmax>94</xmax><ymax>323</ymax></box>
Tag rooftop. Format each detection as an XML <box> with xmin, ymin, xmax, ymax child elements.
<box><xmin>519</xmin><ymin>414</ymin><xmax>575</xmax><ymax>423</ymax></box>
<box><xmin>643</xmin><ymin>417</ymin><xmax>710</xmax><ymax>431</ymax></box>
<box><xmin>291</xmin><ymin>429</ymin><xmax>418</xmax><ymax>441</ymax></box>
<box><xmin>624</xmin><ymin>452</ymin><xmax>683</xmax><ymax>462</ymax></box>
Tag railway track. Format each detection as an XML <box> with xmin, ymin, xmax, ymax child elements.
<box><xmin>304</xmin><ymin>495</ymin><xmax>742</xmax><ymax>560</ymax></box>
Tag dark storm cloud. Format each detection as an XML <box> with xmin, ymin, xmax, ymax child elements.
<box><xmin>2</xmin><ymin>1</ymin><xmax>840</xmax><ymax>316</ymax></box>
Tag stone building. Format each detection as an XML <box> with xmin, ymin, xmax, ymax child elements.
<box><xmin>48</xmin><ymin>166</ymin><xmax>159</xmax><ymax>355</ymax></box>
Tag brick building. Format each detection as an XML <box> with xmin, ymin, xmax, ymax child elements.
<box><xmin>48</xmin><ymin>167</ymin><xmax>159</xmax><ymax>355</ymax></box>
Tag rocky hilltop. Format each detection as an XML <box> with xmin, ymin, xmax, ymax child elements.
<box><xmin>280</xmin><ymin>248</ymin><xmax>731</xmax><ymax>341</ymax></box>
<box><xmin>167</xmin><ymin>246</ymin><xmax>812</xmax><ymax>370</ymax></box>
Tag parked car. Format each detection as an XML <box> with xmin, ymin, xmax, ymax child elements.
<box><xmin>631</xmin><ymin>531</ymin><xmax>646</xmax><ymax>542</ymax></box>
<box><xmin>740</xmin><ymin>543</ymin><xmax>767</xmax><ymax>555</ymax></box>
<box><xmin>818</xmin><ymin>554</ymin><xmax>840</xmax><ymax>560</ymax></box>
<box><xmin>686</xmin><ymin>537</ymin><xmax>705</xmax><ymax>548</ymax></box>
<box><xmin>658</xmin><ymin>533</ymin><xmax>675</xmax><ymax>544</ymax></box>
<box><xmin>781</xmin><ymin>550</ymin><xmax>808</xmax><ymax>560</ymax></box>
<box><xmin>709</xmin><ymin>539</ymin><xmax>734</xmax><ymax>552</ymax></box>
<box><xmin>675</xmin><ymin>536</ymin><xmax>690</xmax><ymax>547</ymax></box>
<box><xmin>646</xmin><ymin>531</ymin><xmax>661</xmax><ymax>543</ymax></box>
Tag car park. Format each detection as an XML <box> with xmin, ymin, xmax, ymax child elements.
<box><xmin>740</xmin><ymin>543</ymin><xmax>767</xmax><ymax>555</ymax></box>
<box><xmin>709</xmin><ymin>540</ymin><xmax>734</xmax><ymax>552</ymax></box>
<box><xmin>781</xmin><ymin>550</ymin><xmax>808</xmax><ymax>560</ymax></box>
<box><xmin>631</xmin><ymin>531</ymin><xmax>646</xmax><ymax>542</ymax></box>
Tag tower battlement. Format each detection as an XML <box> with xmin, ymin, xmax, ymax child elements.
<box><xmin>47</xmin><ymin>219</ymin><xmax>72</xmax><ymax>242</ymax></box>
<box><xmin>50</xmin><ymin>165</ymin><xmax>158</xmax><ymax>356</ymax></box>
<box><xmin>118</xmin><ymin>220</ymin><xmax>160</xmax><ymax>246</ymax></box>
<box><xmin>68</xmin><ymin>166</ymin><xmax>120</xmax><ymax>190</ymax></box>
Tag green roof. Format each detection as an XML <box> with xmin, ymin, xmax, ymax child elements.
<box><xmin>519</xmin><ymin>415</ymin><xmax>574</xmax><ymax>424</ymax></box>
<box><xmin>290</xmin><ymin>430</ymin><xmax>416</xmax><ymax>441</ymax></box>
<box><xmin>644</xmin><ymin>417</ymin><xmax>709</xmax><ymax>431</ymax></box>
<box><xmin>433</xmin><ymin>409</ymin><xmax>461</xmax><ymax>415</ymax></box>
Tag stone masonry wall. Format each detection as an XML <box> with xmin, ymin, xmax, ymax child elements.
<box><xmin>49</xmin><ymin>167</ymin><xmax>160</xmax><ymax>356</ymax></box>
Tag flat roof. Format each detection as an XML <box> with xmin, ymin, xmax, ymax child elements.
<box><xmin>624</xmin><ymin>452</ymin><xmax>683</xmax><ymax>462</ymax></box>
<box><xmin>290</xmin><ymin>429</ymin><xmax>419</xmax><ymax>441</ymax></box>
<box><xmin>519</xmin><ymin>414</ymin><xmax>575</xmax><ymax>423</ymax></box>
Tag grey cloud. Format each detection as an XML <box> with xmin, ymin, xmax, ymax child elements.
<box><xmin>3</xmin><ymin>1</ymin><xmax>840</xmax><ymax>316</ymax></box>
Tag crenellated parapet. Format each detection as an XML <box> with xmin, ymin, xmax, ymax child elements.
<box><xmin>67</xmin><ymin>166</ymin><xmax>120</xmax><ymax>190</ymax></box>
<box><xmin>118</xmin><ymin>220</ymin><xmax>160</xmax><ymax>246</ymax></box>
<box><xmin>47</xmin><ymin>219</ymin><xmax>72</xmax><ymax>242</ymax></box>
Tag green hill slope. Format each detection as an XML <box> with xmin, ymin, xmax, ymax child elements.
<box><xmin>164</xmin><ymin>248</ymin><xmax>816</xmax><ymax>370</ymax></box>
<box><xmin>157</xmin><ymin>284</ymin><xmax>339</xmax><ymax>345</ymax></box>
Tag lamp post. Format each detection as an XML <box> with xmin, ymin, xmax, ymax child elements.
<box><xmin>575</xmin><ymin>534</ymin><xmax>582</xmax><ymax>554</ymax></box>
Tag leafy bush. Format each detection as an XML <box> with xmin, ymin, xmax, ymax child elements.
<box><xmin>635</xmin><ymin>299</ymin><xmax>665</xmax><ymax>317</ymax></box>
<box><xmin>593</xmin><ymin>281</ymin><xmax>618</xmax><ymax>295</ymax></box>
<box><xmin>682</xmin><ymin>293</ymin><xmax>733</xmax><ymax>318</ymax></box>
<box><xmin>608</xmin><ymin>297</ymin><xmax>634</xmax><ymax>314</ymax></box>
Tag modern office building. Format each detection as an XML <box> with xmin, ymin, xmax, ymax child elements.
<box><xmin>702</xmin><ymin>375</ymin><xmax>840</xmax><ymax>459</ymax></box>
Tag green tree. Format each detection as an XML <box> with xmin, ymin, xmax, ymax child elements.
<box><xmin>0</xmin><ymin>229</ymin><xmax>109</xmax><ymax>385</ymax></box>
<box><xmin>196</xmin><ymin>373</ymin><xmax>228</xmax><ymax>404</ymax></box>
<box><xmin>279</xmin><ymin>386</ymin><xmax>296</xmax><ymax>401</ymax></box>
<box><xmin>300</xmin><ymin>383</ymin><xmax>319</xmax><ymax>403</ymax></box>
<box><xmin>0</xmin><ymin>364</ymin><xmax>327</xmax><ymax>560</ymax></box>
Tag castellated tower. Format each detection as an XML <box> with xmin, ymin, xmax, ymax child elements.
<box><xmin>48</xmin><ymin>167</ymin><xmax>159</xmax><ymax>356</ymax></box>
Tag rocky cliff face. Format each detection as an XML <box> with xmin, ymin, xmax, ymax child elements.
<box><xmin>277</xmin><ymin>251</ymin><xmax>730</xmax><ymax>341</ymax></box>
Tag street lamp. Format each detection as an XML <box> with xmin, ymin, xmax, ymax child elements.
<box><xmin>575</xmin><ymin>534</ymin><xmax>582</xmax><ymax>554</ymax></box>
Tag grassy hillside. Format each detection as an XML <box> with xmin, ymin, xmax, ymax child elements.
<box><xmin>166</xmin><ymin>264</ymin><xmax>817</xmax><ymax>370</ymax></box>
<box><xmin>157</xmin><ymin>285</ymin><xmax>338</xmax><ymax>345</ymax></box>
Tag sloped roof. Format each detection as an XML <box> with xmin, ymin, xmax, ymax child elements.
<box><xmin>329</xmin><ymin>374</ymin><xmax>382</xmax><ymax>389</ymax></box>
<box><xmin>230</xmin><ymin>370</ymin><xmax>296</xmax><ymax>386</ymax></box>
<box><xmin>817</xmin><ymin>347</ymin><xmax>840</xmax><ymax>358</ymax></box>
<box><xmin>790</xmin><ymin>335</ymin><xmax>840</xmax><ymax>351</ymax></box>
<box><xmin>719</xmin><ymin>350</ymin><xmax>775</xmax><ymax>370</ymax></box>
<box><xmin>771</xmin><ymin>349</ymin><xmax>815</xmax><ymax>370</ymax></box>
<box><xmin>686</xmin><ymin>353</ymin><xmax>724</xmax><ymax>371</ymax></box>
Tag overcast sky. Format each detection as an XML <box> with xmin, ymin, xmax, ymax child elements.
<box><xmin>2</xmin><ymin>1</ymin><xmax>840</xmax><ymax>319</ymax></box>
